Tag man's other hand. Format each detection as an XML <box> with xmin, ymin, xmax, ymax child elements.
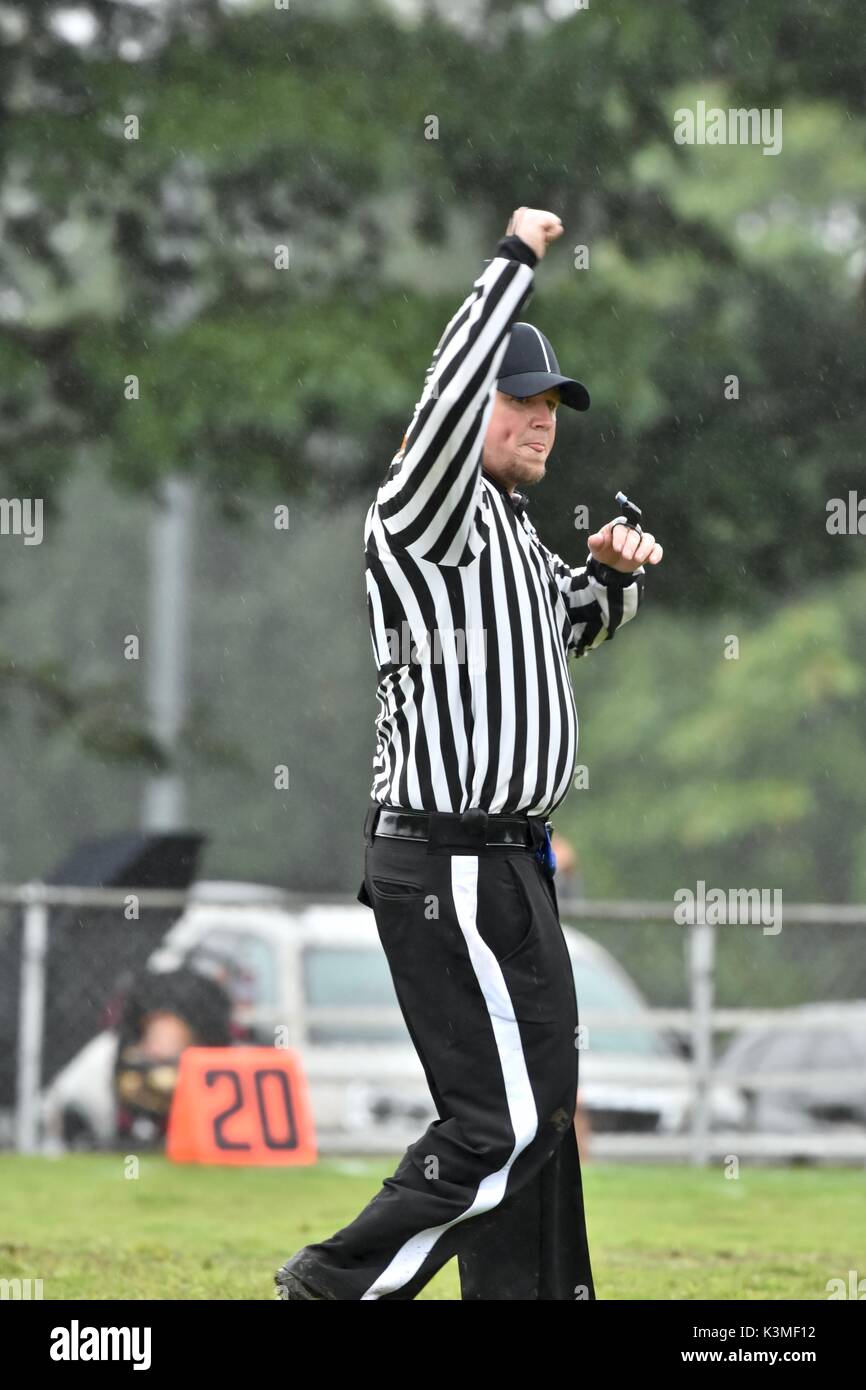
<box><xmin>588</xmin><ymin>519</ymin><xmax>663</xmax><ymax>572</ymax></box>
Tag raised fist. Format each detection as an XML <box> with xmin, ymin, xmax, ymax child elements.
<box><xmin>505</xmin><ymin>207</ymin><xmax>564</xmax><ymax>260</ymax></box>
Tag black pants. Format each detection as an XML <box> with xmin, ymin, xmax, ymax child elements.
<box><xmin>289</xmin><ymin>808</ymin><xmax>596</xmax><ymax>1301</ymax></box>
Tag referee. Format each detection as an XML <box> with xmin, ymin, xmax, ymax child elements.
<box><xmin>276</xmin><ymin>206</ymin><xmax>664</xmax><ymax>1301</ymax></box>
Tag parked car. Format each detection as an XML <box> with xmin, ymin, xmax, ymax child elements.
<box><xmin>716</xmin><ymin>1002</ymin><xmax>866</xmax><ymax>1134</ymax></box>
<box><xmin>41</xmin><ymin>880</ymin><xmax>744</xmax><ymax>1151</ymax></box>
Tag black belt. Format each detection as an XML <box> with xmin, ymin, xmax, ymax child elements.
<box><xmin>365</xmin><ymin>802</ymin><xmax>551</xmax><ymax>850</ymax></box>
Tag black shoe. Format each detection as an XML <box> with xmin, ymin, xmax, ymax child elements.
<box><xmin>274</xmin><ymin>1253</ymin><xmax>333</xmax><ymax>1301</ymax></box>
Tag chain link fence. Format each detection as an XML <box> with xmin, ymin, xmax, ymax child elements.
<box><xmin>2</xmin><ymin>882</ymin><xmax>865</xmax><ymax>1164</ymax></box>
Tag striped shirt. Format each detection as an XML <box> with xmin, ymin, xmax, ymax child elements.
<box><xmin>363</xmin><ymin>234</ymin><xmax>645</xmax><ymax>817</ymax></box>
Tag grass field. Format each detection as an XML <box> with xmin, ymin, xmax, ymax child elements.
<box><xmin>0</xmin><ymin>1154</ymin><xmax>863</xmax><ymax>1300</ymax></box>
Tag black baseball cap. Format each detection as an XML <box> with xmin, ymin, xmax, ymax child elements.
<box><xmin>497</xmin><ymin>322</ymin><xmax>590</xmax><ymax>411</ymax></box>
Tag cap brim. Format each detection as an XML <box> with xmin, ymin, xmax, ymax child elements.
<box><xmin>497</xmin><ymin>371</ymin><xmax>590</xmax><ymax>412</ymax></box>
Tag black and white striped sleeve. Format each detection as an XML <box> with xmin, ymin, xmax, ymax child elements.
<box><xmin>376</xmin><ymin>235</ymin><xmax>537</xmax><ymax>565</ymax></box>
<box><xmin>536</xmin><ymin>531</ymin><xmax>645</xmax><ymax>659</ymax></box>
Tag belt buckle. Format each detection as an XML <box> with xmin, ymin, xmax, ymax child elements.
<box><xmin>459</xmin><ymin>808</ymin><xmax>489</xmax><ymax>843</ymax></box>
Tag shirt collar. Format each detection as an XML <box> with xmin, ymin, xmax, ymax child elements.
<box><xmin>482</xmin><ymin>469</ymin><xmax>529</xmax><ymax>518</ymax></box>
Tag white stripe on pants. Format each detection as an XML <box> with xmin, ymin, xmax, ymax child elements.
<box><xmin>360</xmin><ymin>854</ymin><xmax>538</xmax><ymax>1299</ymax></box>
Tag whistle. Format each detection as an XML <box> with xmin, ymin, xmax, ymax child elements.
<box><xmin>615</xmin><ymin>490</ymin><xmax>643</xmax><ymax>530</ymax></box>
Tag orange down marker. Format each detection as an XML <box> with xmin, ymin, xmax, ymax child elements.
<box><xmin>166</xmin><ymin>1047</ymin><xmax>317</xmax><ymax>1166</ymax></box>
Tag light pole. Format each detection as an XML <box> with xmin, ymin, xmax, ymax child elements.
<box><xmin>141</xmin><ymin>474</ymin><xmax>195</xmax><ymax>830</ymax></box>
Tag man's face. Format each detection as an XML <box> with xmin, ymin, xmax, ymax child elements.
<box><xmin>481</xmin><ymin>387</ymin><xmax>560</xmax><ymax>492</ymax></box>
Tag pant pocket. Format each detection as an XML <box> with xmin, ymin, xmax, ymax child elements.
<box><xmin>473</xmin><ymin>854</ymin><xmax>541</xmax><ymax>966</ymax></box>
<box><xmin>371</xmin><ymin>877</ymin><xmax>426</xmax><ymax>898</ymax></box>
<box><xmin>484</xmin><ymin>854</ymin><xmax>565</xmax><ymax>1024</ymax></box>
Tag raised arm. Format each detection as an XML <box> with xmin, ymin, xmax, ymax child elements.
<box><xmin>376</xmin><ymin>209</ymin><xmax>563</xmax><ymax>565</ymax></box>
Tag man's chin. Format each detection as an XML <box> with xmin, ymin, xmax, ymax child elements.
<box><xmin>511</xmin><ymin>456</ymin><xmax>547</xmax><ymax>488</ymax></box>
